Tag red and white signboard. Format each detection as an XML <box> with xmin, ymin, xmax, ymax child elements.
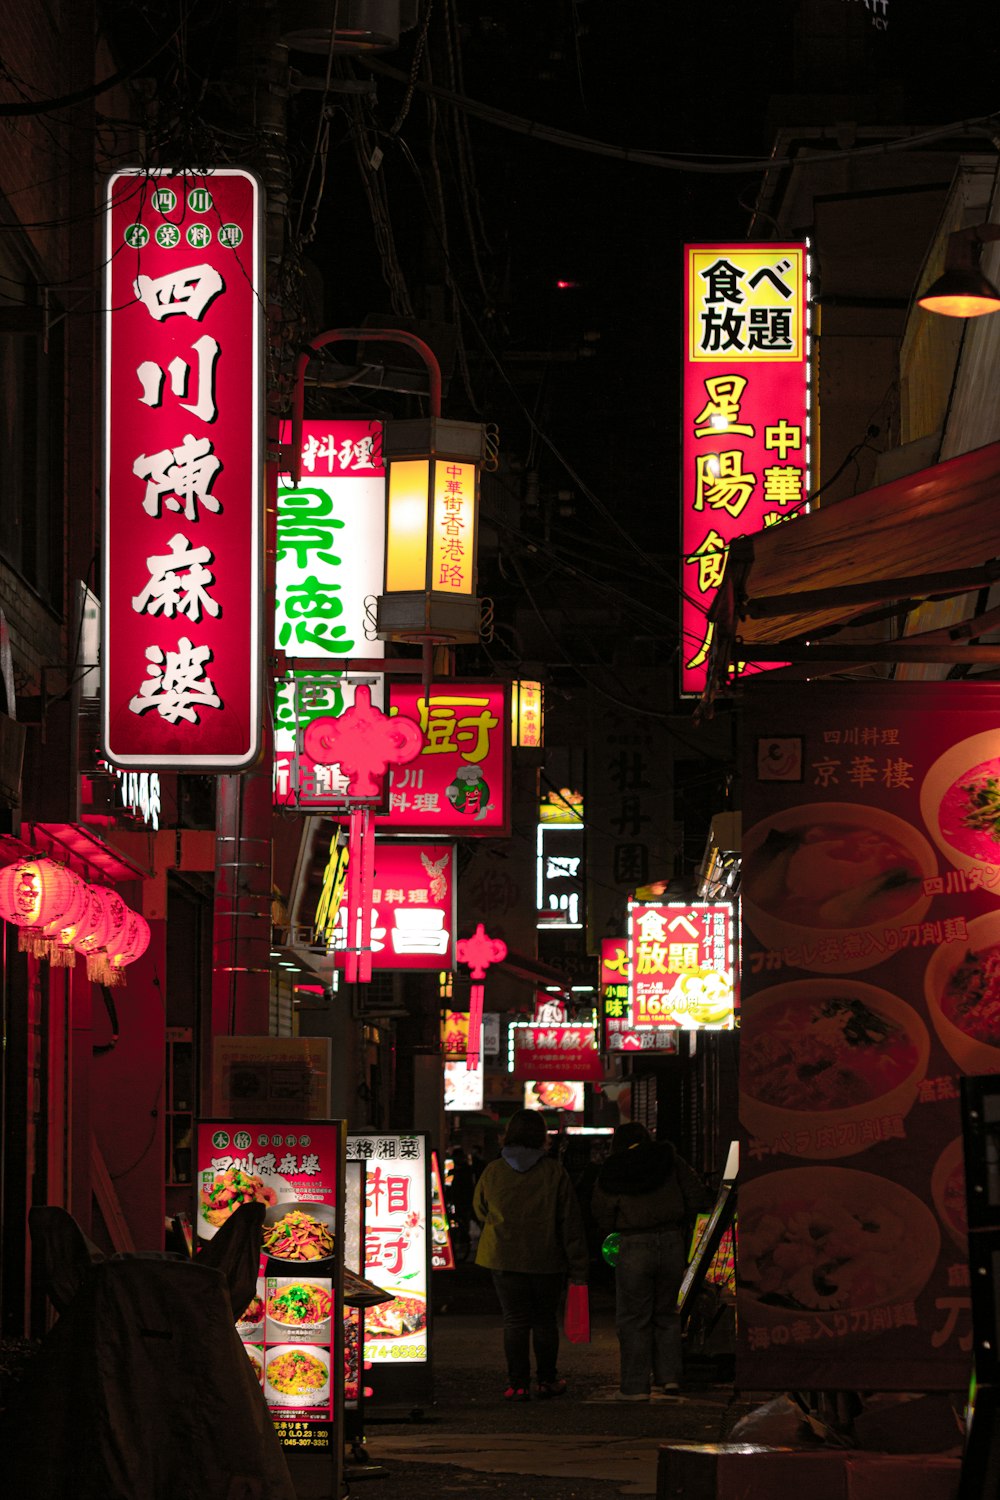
<box><xmin>628</xmin><ymin>902</ymin><xmax>736</xmax><ymax>1030</ymax></box>
<box><xmin>329</xmin><ymin>841</ymin><xmax>456</xmax><ymax>971</ymax></box>
<box><xmin>512</xmin><ymin>1023</ymin><xmax>603</xmax><ymax>1081</ymax></box>
<box><xmin>681</xmin><ymin>243</ymin><xmax>810</xmax><ymax>697</ymax></box>
<box><xmin>102</xmin><ymin>169</ymin><xmax>263</xmax><ymax>769</ymax></box>
<box><xmin>377</xmin><ymin>682</ymin><xmax>510</xmax><ymax>836</ymax></box>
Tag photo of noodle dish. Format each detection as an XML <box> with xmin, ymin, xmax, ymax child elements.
<box><xmin>742</xmin><ymin>803</ymin><xmax>935</xmax><ymax>973</ymax></box>
<box><xmin>263</xmin><ymin>1201</ymin><xmax>336</xmax><ymax>1264</ymax></box>
<box><xmin>739</xmin><ymin>980</ymin><xmax>929</xmax><ymax>1159</ymax></box>
<box><xmin>739</xmin><ymin>1166</ymin><xmax>940</xmax><ymax>1328</ymax></box>
<box><xmin>930</xmin><ymin>1137</ymin><xmax>967</xmax><ymax>1251</ymax></box>
<box><xmin>265</xmin><ymin>1344</ymin><xmax>330</xmax><ymax>1407</ymax></box>
<box><xmin>364</xmin><ymin>1291</ymin><xmax>426</xmax><ymax>1341</ymax></box>
<box><xmin>267</xmin><ymin>1279</ymin><xmax>333</xmax><ymax>1333</ymax></box>
<box><xmin>921</xmin><ymin>731</ymin><xmax>1000</xmax><ymax>887</ymax></box>
<box><xmin>244</xmin><ymin>1345</ymin><xmax>264</xmax><ymax>1386</ymax></box>
<box><xmin>199</xmin><ymin>1167</ymin><xmax>281</xmax><ymax>1230</ymax></box>
<box><xmin>236</xmin><ymin>1290</ymin><xmax>265</xmax><ymax>1341</ymax></box>
<box><xmin>924</xmin><ymin>910</ymin><xmax>1000</xmax><ymax>1074</ymax></box>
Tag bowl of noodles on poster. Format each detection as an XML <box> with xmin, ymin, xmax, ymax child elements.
<box><xmin>741</xmin><ymin>802</ymin><xmax>936</xmax><ymax>973</ymax></box>
<box><xmin>738</xmin><ymin>1165</ymin><xmax>940</xmax><ymax>1335</ymax></box>
<box><xmin>924</xmin><ymin>909</ymin><xmax>1000</xmax><ymax>1075</ymax></box>
<box><xmin>921</xmin><ymin>730</ymin><xmax>1000</xmax><ymax>892</ymax></box>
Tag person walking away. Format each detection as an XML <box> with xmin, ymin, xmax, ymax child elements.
<box><xmin>591</xmin><ymin>1121</ymin><xmax>710</xmax><ymax>1401</ymax></box>
<box><xmin>473</xmin><ymin>1107</ymin><xmax>589</xmax><ymax>1402</ymax></box>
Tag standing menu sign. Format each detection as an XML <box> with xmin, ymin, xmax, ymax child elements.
<box><xmin>347</xmin><ymin>1133</ymin><xmax>431</xmax><ymax>1411</ymax></box>
<box><xmin>103</xmin><ymin>168</ymin><xmax>264</xmax><ymax>769</ymax></box>
<box><xmin>737</xmin><ymin>680</ymin><xmax>1000</xmax><ymax>1391</ymax></box>
<box><xmin>196</xmin><ymin>1120</ymin><xmax>344</xmax><ymax>1455</ymax></box>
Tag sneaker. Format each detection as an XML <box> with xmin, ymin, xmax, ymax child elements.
<box><xmin>503</xmin><ymin>1385</ymin><xmax>530</xmax><ymax>1402</ymax></box>
<box><xmin>652</xmin><ymin>1383</ymin><xmax>681</xmax><ymax>1396</ymax></box>
<box><xmin>536</xmin><ymin>1379</ymin><xmax>567</xmax><ymax>1399</ymax></box>
<box><xmin>615</xmin><ymin>1390</ymin><xmax>650</xmax><ymax>1402</ymax></box>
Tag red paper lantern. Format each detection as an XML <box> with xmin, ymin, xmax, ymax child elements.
<box><xmin>39</xmin><ymin>873</ymin><xmax>93</xmax><ymax>966</ymax></box>
<box><xmin>0</xmin><ymin>859</ymin><xmax>90</xmax><ymax>956</ymax></box>
<box><xmin>105</xmin><ymin>908</ymin><xmax>150</xmax><ymax>987</ymax></box>
<box><xmin>73</xmin><ymin>886</ymin><xmax>129</xmax><ymax>983</ymax></box>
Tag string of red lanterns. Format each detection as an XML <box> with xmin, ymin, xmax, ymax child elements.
<box><xmin>0</xmin><ymin>857</ymin><xmax>149</xmax><ymax>987</ymax></box>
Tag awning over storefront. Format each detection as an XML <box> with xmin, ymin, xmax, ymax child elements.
<box><xmin>706</xmin><ymin>439</ymin><xmax>1000</xmax><ymax>698</ymax></box>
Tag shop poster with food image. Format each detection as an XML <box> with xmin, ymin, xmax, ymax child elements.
<box><xmin>347</xmin><ymin>1133</ymin><xmax>432</xmax><ymax>1410</ymax></box>
<box><xmin>737</xmin><ymin>679</ymin><xmax>1000</xmax><ymax>1390</ymax></box>
<box><xmin>196</xmin><ymin>1120</ymin><xmax>345</xmax><ymax>1451</ymax></box>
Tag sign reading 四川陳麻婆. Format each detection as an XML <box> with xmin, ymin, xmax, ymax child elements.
<box><xmin>681</xmin><ymin>243</ymin><xmax>810</xmax><ymax>698</ymax></box>
<box><xmin>102</xmin><ymin>169</ymin><xmax>264</xmax><ymax>770</ymax></box>
<box><xmin>273</xmin><ymin>419</ymin><xmax>387</xmax><ymax>809</ymax></box>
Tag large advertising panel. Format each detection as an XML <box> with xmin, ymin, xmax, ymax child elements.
<box><xmin>378</xmin><ymin>681</ymin><xmax>510</xmax><ymax>836</ymax></box>
<box><xmin>681</xmin><ymin>243</ymin><xmax>810</xmax><ymax>696</ymax></box>
<box><xmin>273</xmin><ymin>418</ymin><xmax>386</xmax><ymax>808</ymax></box>
<box><xmin>737</xmin><ymin>680</ymin><xmax>1000</xmax><ymax>1390</ymax></box>
<box><xmin>327</xmin><ymin>841</ymin><xmax>456</xmax><ymax>971</ymax></box>
<box><xmin>196</xmin><ymin>1119</ymin><xmax>344</xmax><ymax>1452</ymax></box>
<box><xmin>103</xmin><ymin>169</ymin><xmax>264</xmax><ymax>769</ymax></box>
<box><xmin>628</xmin><ymin>902</ymin><xmax>736</xmax><ymax>1030</ymax></box>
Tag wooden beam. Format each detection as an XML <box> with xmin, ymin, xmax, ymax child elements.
<box><xmin>735</xmin><ymin>642</ymin><xmax>1000</xmax><ymax>664</ymax></box>
<box><xmin>744</xmin><ymin>562</ymin><xmax>1000</xmax><ymax>619</ymax></box>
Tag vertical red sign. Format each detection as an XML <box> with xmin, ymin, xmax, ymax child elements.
<box><xmin>102</xmin><ymin>169</ymin><xmax>263</xmax><ymax>768</ymax></box>
<box><xmin>681</xmin><ymin>243</ymin><xmax>810</xmax><ymax>697</ymax></box>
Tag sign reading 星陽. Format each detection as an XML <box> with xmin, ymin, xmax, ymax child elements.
<box><xmin>628</xmin><ymin>902</ymin><xmax>735</xmax><ymax>1030</ymax></box>
<box><xmin>379</xmin><ymin>682</ymin><xmax>510</xmax><ymax>835</ymax></box>
<box><xmin>681</xmin><ymin>243</ymin><xmax>810</xmax><ymax>696</ymax></box>
<box><xmin>274</xmin><ymin>419</ymin><xmax>386</xmax><ymax>808</ymax></box>
<box><xmin>103</xmin><ymin>169</ymin><xmax>263</xmax><ymax>769</ymax></box>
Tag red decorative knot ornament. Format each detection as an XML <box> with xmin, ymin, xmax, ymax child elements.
<box><xmin>457</xmin><ymin>923</ymin><xmax>507</xmax><ymax>1070</ymax></box>
<box><xmin>302</xmin><ymin>683</ymin><xmax>424</xmax><ymax>799</ymax></box>
<box><xmin>0</xmin><ymin>858</ymin><xmax>89</xmax><ymax>956</ymax></box>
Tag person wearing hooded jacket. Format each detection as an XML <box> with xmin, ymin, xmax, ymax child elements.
<box><xmin>591</xmin><ymin>1120</ymin><xmax>710</xmax><ymax>1400</ymax></box>
<box><xmin>473</xmin><ymin>1107</ymin><xmax>589</xmax><ymax>1402</ymax></box>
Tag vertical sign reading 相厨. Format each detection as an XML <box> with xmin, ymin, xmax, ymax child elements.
<box><xmin>681</xmin><ymin>243</ymin><xmax>810</xmax><ymax>696</ymax></box>
<box><xmin>274</xmin><ymin>419</ymin><xmax>386</xmax><ymax>807</ymax></box>
<box><xmin>103</xmin><ymin>169</ymin><xmax>264</xmax><ymax>768</ymax></box>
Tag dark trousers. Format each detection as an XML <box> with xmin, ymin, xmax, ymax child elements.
<box><xmin>490</xmin><ymin>1270</ymin><xmax>565</xmax><ymax>1386</ymax></box>
<box><xmin>615</xmin><ymin>1228</ymin><xmax>687</xmax><ymax>1394</ymax></box>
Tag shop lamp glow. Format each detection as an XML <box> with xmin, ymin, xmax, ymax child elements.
<box><xmin>917</xmin><ymin>223</ymin><xmax>1000</xmax><ymax>318</ymax></box>
<box><xmin>376</xmin><ymin>417</ymin><xmax>486</xmax><ymax>645</ymax></box>
<box><xmin>511</xmin><ymin>679</ymin><xmax>544</xmax><ymax>748</ymax></box>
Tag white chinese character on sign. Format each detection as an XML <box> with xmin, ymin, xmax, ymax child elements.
<box><xmin>390</xmin><ymin>908</ymin><xmax>449</xmax><ymax>955</ymax></box>
<box><xmin>127</xmin><ymin>637</ymin><xmax>222</xmax><ymax>723</ymax></box>
<box><xmin>132</xmin><ymin>533</ymin><xmax>220</xmax><ymax>622</ymax></box>
<box><xmin>134</xmin><ymin>264</ymin><xmax>225</xmax><ymax>321</ymax></box>
<box><xmin>138</xmin><ymin>334</ymin><xmax>220</xmax><ymax>423</ymax></box>
<box><xmin>133</xmin><ymin>433</ymin><xmax>221</xmax><ymax>520</ymax></box>
<box><xmin>546</xmin><ymin>855</ymin><xmax>581</xmax><ymax>880</ymax></box>
<box><xmin>635</xmin><ymin>909</ymin><xmax>669</xmax><ymax>942</ymax></box>
<box><xmin>667</xmin><ymin>913</ymin><xmax>700</xmax><ymax>939</ymax></box>
<box><xmin>330</xmin><ymin>905</ymin><xmax>387</xmax><ymax>954</ymax></box>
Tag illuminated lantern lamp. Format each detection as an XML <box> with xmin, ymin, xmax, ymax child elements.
<box><xmin>917</xmin><ymin>222</ymin><xmax>1000</xmax><ymax>317</ymax></box>
<box><xmin>39</xmin><ymin>871</ymin><xmax>93</xmax><ymax>966</ymax></box>
<box><xmin>0</xmin><ymin>858</ymin><xmax>90</xmax><ymax>957</ymax></box>
<box><xmin>105</xmin><ymin>907</ymin><xmax>151</xmax><ymax>987</ymax></box>
<box><xmin>376</xmin><ymin>417</ymin><xmax>487</xmax><ymax>645</ymax></box>
<box><xmin>511</xmin><ymin>679</ymin><xmax>544</xmax><ymax>748</ymax></box>
<box><xmin>73</xmin><ymin>885</ymin><xmax>129</xmax><ymax>983</ymax></box>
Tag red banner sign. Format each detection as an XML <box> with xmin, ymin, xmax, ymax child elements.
<box><xmin>628</xmin><ymin>902</ymin><xmax>735</xmax><ymax>1030</ymax></box>
<box><xmin>512</xmin><ymin>1023</ymin><xmax>604</xmax><ymax>1081</ymax></box>
<box><xmin>102</xmin><ymin>169</ymin><xmax>263</xmax><ymax>769</ymax></box>
<box><xmin>378</xmin><ymin>682</ymin><xmax>510</xmax><ymax>835</ymax></box>
<box><xmin>681</xmin><ymin>243</ymin><xmax>809</xmax><ymax>697</ymax></box>
<box><xmin>330</xmin><ymin>841</ymin><xmax>456</xmax><ymax>971</ymax></box>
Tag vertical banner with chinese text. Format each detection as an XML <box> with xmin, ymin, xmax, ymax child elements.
<box><xmin>737</xmin><ymin>680</ymin><xmax>1000</xmax><ymax>1389</ymax></box>
<box><xmin>103</xmin><ymin>169</ymin><xmax>264</xmax><ymax>768</ymax></box>
<box><xmin>681</xmin><ymin>243</ymin><xmax>810</xmax><ymax>696</ymax></box>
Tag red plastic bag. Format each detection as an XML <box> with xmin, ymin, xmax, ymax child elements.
<box><xmin>564</xmin><ymin>1282</ymin><xmax>590</xmax><ymax>1344</ymax></box>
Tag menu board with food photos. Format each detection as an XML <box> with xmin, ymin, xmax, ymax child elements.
<box><xmin>196</xmin><ymin>1119</ymin><xmax>345</xmax><ymax>1456</ymax></box>
<box><xmin>738</xmin><ymin>680</ymin><xmax>1000</xmax><ymax>1391</ymax></box>
<box><xmin>347</xmin><ymin>1133</ymin><xmax>432</xmax><ymax>1412</ymax></box>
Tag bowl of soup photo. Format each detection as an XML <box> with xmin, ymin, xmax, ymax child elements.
<box><xmin>739</xmin><ymin>980</ymin><xmax>930</xmax><ymax>1159</ymax></box>
<box><xmin>920</xmin><ymin>730</ymin><xmax>1000</xmax><ymax>891</ymax></box>
<box><xmin>924</xmin><ymin>910</ymin><xmax>1000</xmax><ymax>1074</ymax></box>
<box><xmin>742</xmin><ymin>803</ymin><xmax>936</xmax><ymax>973</ymax></box>
<box><xmin>930</xmin><ymin>1137</ymin><xmax>968</xmax><ymax>1251</ymax></box>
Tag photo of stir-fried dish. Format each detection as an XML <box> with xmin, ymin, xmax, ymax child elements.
<box><xmin>263</xmin><ymin>1208</ymin><xmax>335</xmax><ymax>1262</ymax></box>
<box><xmin>742</xmin><ymin>991</ymin><xmax>922</xmax><ymax>1111</ymax></box>
<box><xmin>365</xmin><ymin>1293</ymin><xmax>426</xmax><ymax>1340</ymax></box>
<box><xmin>245</xmin><ymin>1345</ymin><xmax>264</xmax><ymax>1386</ymax></box>
<box><xmin>266</xmin><ymin>1347</ymin><xmax>329</xmax><ymax>1400</ymax></box>
<box><xmin>236</xmin><ymin>1293</ymin><xmax>265</xmax><ymax>1332</ymax></box>
<box><xmin>200</xmin><ymin>1168</ymin><xmax>277</xmax><ymax>1227</ymax></box>
<box><xmin>739</xmin><ymin>1168</ymin><xmax>938</xmax><ymax>1318</ymax></box>
<box><xmin>744</xmin><ymin>818</ymin><xmax>924</xmax><ymax>930</ymax></box>
<box><xmin>267</xmin><ymin>1281</ymin><xmax>332</xmax><ymax>1327</ymax></box>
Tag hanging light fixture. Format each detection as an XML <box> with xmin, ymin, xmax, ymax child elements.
<box><xmin>511</xmin><ymin>679</ymin><xmax>544</xmax><ymax>748</ymax></box>
<box><xmin>37</xmin><ymin>871</ymin><xmax>92</xmax><ymax>965</ymax></box>
<box><xmin>917</xmin><ymin>223</ymin><xmax>1000</xmax><ymax>318</ymax></box>
<box><xmin>73</xmin><ymin>886</ymin><xmax>129</xmax><ymax>983</ymax></box>
<box><xmin>0</xmin><ymin>858</ymin><xmax>90</xmax><ymax>956</ymax></box>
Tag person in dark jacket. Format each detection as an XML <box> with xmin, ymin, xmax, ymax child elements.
<box><xmin>590</xmin><ymin>1120</ymin><xmax>710</xmax><ymax>1400</ymax></box>
<box><xmin>473</xmin><ymin>1107</ymin><xmax>589</xmax><ymax>1403</ymax></box>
